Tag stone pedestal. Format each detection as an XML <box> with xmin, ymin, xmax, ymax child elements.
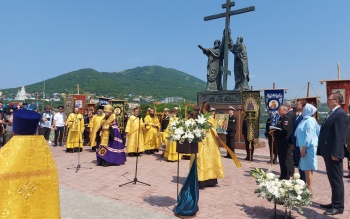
<box><xmin>197</xmin><ymin>90</ymin><xmax>265</xmax><ymax>150</ymax></box>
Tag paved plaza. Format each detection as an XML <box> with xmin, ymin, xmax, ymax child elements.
<box><xmin>55</xmin><ymin>140</ymin><xmax>350</xmax><ymax>219</ymax></box>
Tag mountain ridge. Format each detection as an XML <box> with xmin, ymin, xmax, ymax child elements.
<box><xmin>2</xmin><ymin>65</ymin><xmax>206</xmax><ymax>101</ymax></box>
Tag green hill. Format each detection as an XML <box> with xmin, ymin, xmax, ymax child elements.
<box><xmin>2</xmin><ymin>66</ymin><xmax>206</xmax><ymax>101</ymax></box>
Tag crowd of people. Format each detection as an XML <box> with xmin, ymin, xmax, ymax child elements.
<box><xmin>1</xmin><ymin>92</ymin><xmax>350</xmax><ymax>216</ymax></box>
<box><xmin>263</xmin><ymin>93</ymin><xmax>350</xmax><ymax>216</ymax></box>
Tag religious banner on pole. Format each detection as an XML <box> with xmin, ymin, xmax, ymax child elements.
<box><xmin>242</xmin><ymin>91</ymin><xmax>260</xmax><ymax>139</ymax></box>
<box><xmin>72</xmin><ymin>94</ymin><xmax>86</xmax><ymax>114</ymax></box>
<box><xmin>296</xmin><ymin>97</ymin><xmax>319</xmax><ymax>120</ymax></box>
<box><xmin>264</xmin><ymin>89</ymin><xmax>284</xmax><ymax>126</ymax></box>
<box><xmin>64</xmin><ymin>96</ymin><xmax>73</xmax><ymax>115</ymax></box>
<box><xmin>99</xmin><ymin>97</ymin><xmax>110</xmax><ymax>106</ymax></box>
<box><xmin>324</xmin><ymin>80</ymin><xmax>350</xmax><ymax>113</ymax></box>
<box><xmin>110</xmin><ymin>100</ymin><xmax>127</xmax><ymax>133</ymax></box>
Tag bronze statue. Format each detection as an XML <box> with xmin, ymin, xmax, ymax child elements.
<box><xmin>230</xmin><ymin>36</ymin><xmax>250</xmax><ymax>91</ymax></box>
<box><xmin>198</xmin><ymin>40</ymin><xmax>221</xmax><ymax>91</ymax></box>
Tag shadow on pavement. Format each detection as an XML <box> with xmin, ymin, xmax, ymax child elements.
<box><xmin>236</xmin><ymin>203</ymin><xmax>286</xmax><ymax>219</ymax></box>
<box><xmin>171</xmin><ymin>176</ymin><xmax>186</xmax><ymax>184</ymax></box>
<box><xmin>144</xmin><ymin>195</ymin><xmax>177</xmax><ymax>207</ymax></box>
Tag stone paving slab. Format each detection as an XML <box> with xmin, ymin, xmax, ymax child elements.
<box><xmin>52</xmin><ymin>140</ymin><xmax>350</xmax><ymax>219</ymax></box>
<box><xmin>60</xmin><ymin>187</ymin><xmax>176</xmax><ymax>219</ymax></box>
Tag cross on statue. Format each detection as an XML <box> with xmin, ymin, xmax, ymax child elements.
<box><xmin>204</xmin><ymin>0</ymin><xmax>255</xmax><ymax>90</ymax></box>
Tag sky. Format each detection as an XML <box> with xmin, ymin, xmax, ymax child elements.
<box><xmin>1</xmin><ymin>0</ymin><xmax>349</xmax><ymax>102</ymax></box>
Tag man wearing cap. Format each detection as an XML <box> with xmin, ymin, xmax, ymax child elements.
<box><xmin>0</xmin><ymin>110</ymin><xmax>60</xmax><ymax>218</ymax></box>
<box><xmin>125</xmin><ymin>107</ymin><xmax>145</xmax><ymax>157</ymax></box>
<box><xmin>52</xmin><ymin>106</ymin><xmax>66</xmax><ymax>146</ymax></box>
<box><xmin>144</xmin><ymin>108</ymin><xmax>160</xmax><ymax>154</ymax></box>
<box><xmin>225</xmin><ymin>106</ymin><xmax>237</xmax><ymax>158</ymax></box>
<box><xmin>66</xmin><ymin>107</ymin><xmax>85</xmax><ymax>153</ymax></box>
<box><xmin>88</xmin><ymin>106</ymin><xmax>105</xmax><ymax>152</ymax></box>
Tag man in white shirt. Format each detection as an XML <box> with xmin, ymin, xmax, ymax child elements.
<box><xmin>39</xmin><ymin>105</ymin><xmax>54</xmax><ymax>142</ymax></box>
<box><xmin>52</xmin><ymin>106</ymin><xmax>66</xmax><ymax>146</ymax></box>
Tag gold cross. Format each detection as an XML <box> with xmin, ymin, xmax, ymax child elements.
<box><xmin>18</xmin><ymin>182</ymin><xmax>36</xmax><ymax>199</ymax></box>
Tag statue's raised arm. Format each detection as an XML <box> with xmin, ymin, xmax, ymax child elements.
<box><xmin>199</xmin><ymin>40</ymin><xmax>221</xmax><ymax>91</ymax></box>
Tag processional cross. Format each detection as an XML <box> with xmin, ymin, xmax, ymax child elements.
<box><xmin>204</xmin><ymin>0</ymin><xmax>255</xmax><ymax>90</ymax></box>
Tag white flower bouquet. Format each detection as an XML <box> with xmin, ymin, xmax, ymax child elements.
<box><xmin>167</xmin><ymin>114</ymin><xmax>210</xmax><ymax>144</ymax></box>
<box><xmin>250</xmin><ymin>168</ymin><xmax>312</xmax><ymax>214</ymax></box>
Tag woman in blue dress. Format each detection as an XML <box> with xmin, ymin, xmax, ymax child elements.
<box><xmin>295</xmin><ymin>103</ymin><xmax>320</xmax><ymax>191</ymax></box>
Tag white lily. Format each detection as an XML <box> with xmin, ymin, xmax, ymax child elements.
<box><xmin>196</xmin><ymin>114</ymin><xmax>207</xmax><ymax>124</ymax></box>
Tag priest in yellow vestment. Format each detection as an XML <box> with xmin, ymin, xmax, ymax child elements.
<box><xmin>0</xmin><ymin>110</ymin><xmax>60</xmax><ymax>219</ymax></box>
<box><xmin>144</xmin><ymin>108</ymin><xmax>160</xmax><ymax>154</ymax></box>
<box><xmin>191</xmin><ymin>101</ymin><xmax>224</xmax><ymax>189</ymax></box>
<box><xmin>125</xmin><ymin>107</ymin><xmax>145</xmax><ymax>156</ymax></box>
<box><xmin>88</xmin><ymin>105</ymin><xmax>105</xmax><ymax>152</ymax></box>
<box><xmin>66</xmin><ymin>107</ymin><xmax>85</xmax><ymax>152</ymax></box>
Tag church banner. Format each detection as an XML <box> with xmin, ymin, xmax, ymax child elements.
<box><xmin>110</xmin><ymin>100</ymin><xmax>127</xmax><ymax>132</ymax></box>
<box><xmin>264</xmin><ymin>89</ymin><xmax>284</xmax><ymax>126</ymax></box>
<box><xmin>64</xmin><ymin>96</ymin><xmax>73</xmax><ymax>115</ymax></box>
<box><xmin>296</xmin><ymin>97</ymin><xmax>318</xmax><ymax>120</ymax></box>
<box><xmin>72</xmin><ymin>94</ymin><xmax>86</xmax><ymax>114</ymax></box>
<box><xmin>242</xmin><ymin>91</ymin><xmax>260</xmax><ymax>139</ymax></box>
<box><xmin>325</xmin><ymin>80</ymin><xmax>350</xmax><ymax>113</ymax></box>
<box><xmin>99</xmin><ymin>97</ymin><xmax>110</xmax><ymax>106</ymax></box>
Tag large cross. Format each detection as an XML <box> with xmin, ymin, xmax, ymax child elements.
<box><xmin>204</xmin><ymin>0</ymin><xmax>255</xmax><ymax>90</ymax></box>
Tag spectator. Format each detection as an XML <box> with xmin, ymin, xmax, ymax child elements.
<box><xmin>318</xmin><ymin>93</ymin><xmax>348</xmax><ymax>215</ymax></box>
<box><xmin>295</xmin><ymin>103</ymin><xmax>320</xmax><ymax>191</ymax></box>
<box><xmin>39</xmin><ymin>105</ymin><xmax>54</xmax><ymax>142</ymax></box>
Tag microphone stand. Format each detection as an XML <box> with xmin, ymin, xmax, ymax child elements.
<box><xmin>119</xmin><ymin>115</ymin><xmax>150</xmax><ymax>187</ymax></box>
<box><xmin>68</xmin><ymin>116</ymin><xmax>92</xmax><ymax>173</ymax></box>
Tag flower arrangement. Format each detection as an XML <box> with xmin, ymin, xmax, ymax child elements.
<box><xmin>250</xmin><ymin>168</ymin><xmax>312</xmax><ymax>214</ymax></box>
<box><xmin>167</xmin><ymin>113</ymin><xmax>211</xmax><ymax>143</ymax></box>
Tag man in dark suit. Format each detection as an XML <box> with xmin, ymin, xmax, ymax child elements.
<box><xmin>290</xmin><ymin>100</ymin><xmax>306</xmax><ymax>181</ymax></box>
<box><xmin>270</xmin><ymin>104</ymin><xmax>294</xmax><ymax>180</ymax></box>
<box><xmin>225</xmin><ymin>106</ymin><xmax>237</xmax><ymax>158</ymax></box>
<box><xmin>318</xmin><ymin>93</ymin><xmax>348</xmax><ymax>215</ymax></box>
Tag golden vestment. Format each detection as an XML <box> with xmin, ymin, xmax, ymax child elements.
<box><xmin>191</xmin><ymin>116</ymin><xmax>224</xmax><ymax>181</ymax></box>
<box><xmin>144</xmin><ymin>115</ymin><xmax>160</xmax><ymax>150</ymax></box>
<box><xmin>210</xmin><ymin>115</ymin><xmax>218</xmax><ymax>129</ymax></box>
<box><xmin>125</xmin><ymin>115</ymin><xmax>145</xmax><ymax>153</ymax></box>
<box><xmin>0</xmin><ymin>136</ymin><xmax>60</xmax><ymax>219</ymax></box>
<box><xmin>66</xmin><ymin>113</ymin><xmax>84</xmax><ymax>148</ymax></box>
<box><xmin>164</xmin><ymin>117</ymin><xmax>182</xmax><ymax>161</ymax></box>
<box><xmin>88</xmin><ymin>113</ymin><xmax>105</xmax><ymax>147</ymax></box>
<box><xmin>100</xmin><ymin>114</ymin><xmax>115</xmax><ymax>146</ymax></box>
